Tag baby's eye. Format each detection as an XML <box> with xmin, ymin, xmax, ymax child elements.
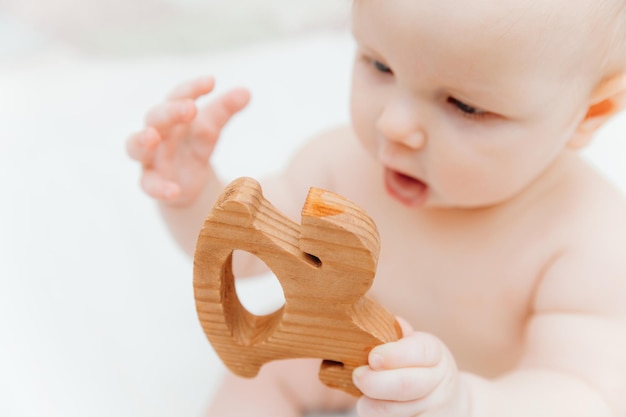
<box><xmin>371</xmin><ymin>59</ymin><xmax>393</xmax><ymax>74</ymax></box>
<box><xmin>447</xmin><ymin>97</ymin><xmax>488</xmax><ymax>119</ymax></box>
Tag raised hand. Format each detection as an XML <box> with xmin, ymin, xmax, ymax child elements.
<box><xmin>353</xmin><ymin>319</ymin><xmax>468</xmax><ymax>417</ymax></box>
<box><xmin>126</xmin><ymin>76</ymin><xmax>250</xmax><ymax>207</ymax></box>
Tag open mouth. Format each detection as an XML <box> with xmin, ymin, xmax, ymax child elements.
<box><xmin>384</xmin><ymin>168</ymin><xmax>429</xmax><ymax>207</ymax></box>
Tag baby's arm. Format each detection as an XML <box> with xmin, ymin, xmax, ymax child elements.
<box><xmin>126</xmin><ymin>77</ymin><xmax>348</xmax><ymax>277</ymax></box>
<box><xmin>354</xmin><ymin>242</ymin><xmax>626</xmax><ymax>417</ymax></box>
<box><xmin>474</xmin><ymin>244</ymin><xmax>626</xmax><ymax>416</ymax></box>
<box><xmin>458</xmin><ymin>243</ymin><xmax>626</xmax><ymax>417</ymax></box>
<box><xmin>126</xmin><ymin>77</ymin><xmax>251</xmax><ymax>256</ymax></box>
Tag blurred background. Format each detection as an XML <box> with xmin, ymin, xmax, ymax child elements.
<box><xmin>0</xmin><ymin>1</ymin><xmax>352</xmax><ymax>416</ymax></box>
<box><xmin>1</xmin><ymin>2</ymin><xmax>625</xmax><ymax>417</ymax></box>
<box><xmin>0</xmin><ymin>0</ymin><xmax>349</xmax><ymax>58</ymax></box>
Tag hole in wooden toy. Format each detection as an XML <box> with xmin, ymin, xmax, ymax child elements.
<box><xmin>305</xmin><ymin>253</ymin><xmax>322</xmax><ymax>268</ymax></box>
<box><xmin>233</xmin><ymin>250</ymin><xmax>286</xmax><ymax>316</ymax></box>
<box><xmin>321</xmin><ymin>359</ymin><xmax>345</xmax><ymax>371</ymax></box>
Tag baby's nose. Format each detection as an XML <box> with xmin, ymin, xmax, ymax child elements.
<box><xmin>375</xmin><ymin>104</ymin><xmax>426</xmax><ymax>150</ymax></box>
<box><xmin>391</xmin><ymin>130</ymin><xmax>426</xmax><ymax>150</ymax></box>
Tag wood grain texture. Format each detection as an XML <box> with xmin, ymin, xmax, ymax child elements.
<box><xmin>193</xmin><ymin>177</ymin><xmax>401</xmax><ymax>396</ymax></box>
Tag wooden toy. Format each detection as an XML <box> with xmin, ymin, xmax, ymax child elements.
<box><xmin>193</xmin><ymin>177</ymin><xmax>401</xmax><ymax>396</ymax></box>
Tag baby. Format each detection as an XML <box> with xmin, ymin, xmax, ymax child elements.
<box><xmin>126</xmin><ymin>0</ymin><xmax>626</xmax><ymax>416</ymax></box>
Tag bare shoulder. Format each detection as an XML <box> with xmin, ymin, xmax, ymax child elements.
<box><xmin>262</xmin><ymin>125</ymin><xmax>367</xmax><ymax>218</ymax></box>
<box><xmin>284</xmin><ymin>125</ymin><xmax>361</xmax><ymax>183</ymax></box>
<box><xmin>534</xmin><ymin>156</ymin><xmax>626</xmax><ymax>316</ymax></box>
<box><xmin>523</xmin><ymin>156</ymin><xmax>626</xmax><ymax>414</ymax></box>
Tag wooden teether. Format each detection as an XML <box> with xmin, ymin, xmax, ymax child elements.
<box><xmin>193</xmin><ymin>177</ymin><xmax>401</xmax><ymax>396</ymax></box>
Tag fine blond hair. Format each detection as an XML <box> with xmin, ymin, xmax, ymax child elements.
<box><xmin>598</xmin><ymin>0</ymin><xmax>626</xmax><ymax>73</ymax></box>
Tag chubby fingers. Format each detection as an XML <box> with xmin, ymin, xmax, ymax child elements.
<box><xmin>369</xmin><ymin>332</ymin><xmax>444</xmax><ymax>370</ymax></box>
<box><xmin>166</xmin><ymin>76</ymin><xmax>215</xmax><ymax>100</ymax></box>
<box><xmin>356</xmin><ymin>396</ymin><xmax>431</xmax><ymax>417</ymax></box>
<box><xmin>144</xmin><ymin>76</ymin><xmax>215</xmax><ymax>134</ymax></box>
<box><xmin>195</xmin><ymin>87</ymin><xmax>251</xmax><ymax>134</ymax></box>
<box><xmin>353</xmin><ymin>332</ymin><xmax>446</xmax><ymax>402</ymax></box>
<box><xmin>126</xmin><ymin>127</ymin><xmax>180</xmax><ymax>201</ymax></box>
<box><xmin>126</xmin><ymin>127</ymin><xmax>160</xmax><ymax>163</ymax></box>
<box><xmin>396</xmin><ymin>316</ymin><xmax>416</xmax><ymax>338</ymax></box>
<box><xmin>145</xmin><ymin>99</ymin><xmax>197</xmax><ymax>134</ymax></box>
<box><xmin>354</xmin><ymin>365</ymin><xmax>441</xmax><ymax>403</ymax></box>
<box><xmin>163</xmin><ymin>76</ymin><xmax>251</xmax><ymax>134</ymax></box>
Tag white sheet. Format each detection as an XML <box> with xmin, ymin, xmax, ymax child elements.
<box><xmin>0</xmin><ymin>27</ymin><xmax>625</xmax><ymax>417</ymax></box>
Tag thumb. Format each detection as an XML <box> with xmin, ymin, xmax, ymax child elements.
<box><xmin>395</xmin><ymin>316</ymin><xmax>415</xmax><ymax>337</ymax></box>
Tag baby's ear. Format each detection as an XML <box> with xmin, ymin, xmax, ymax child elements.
<box><xmin>568</xmin><ymin>72</ymin><xmax>626</xmax><ymax>149</ymax></box>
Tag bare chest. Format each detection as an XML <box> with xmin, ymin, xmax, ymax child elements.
<box><xmin>367</xmin><ymin>213</ymin><xmax>551</xmax><ymax>377</ymax></box>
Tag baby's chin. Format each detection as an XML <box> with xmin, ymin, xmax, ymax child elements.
<box><xmin>383</xmin><ymin>168</ymin><xmax>429</xmax><ymax>207</ymax></box>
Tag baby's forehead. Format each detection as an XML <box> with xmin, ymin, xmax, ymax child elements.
<box><xmin>448</xmin><ymin>0</ymin><xmax>593</xmax><ymax>40</ymax></box>
<box><xmin>354</xmin><ymin>0</ymin><xmax>607</xmax><ymax>93</ymax></box>
<box><xmin>356</xmin><ymin>0</ymin><xmax>598</xmax><ymax>45</ymax></box>
<box><xmin>396</xmin><ymin>0</ymin><xmax>602</xmax><ymax>71</ymax></box>
<box><xmin>477</xmin><ymin>0</ymin><xmax>609</xmax><ymax>68</ymax></box>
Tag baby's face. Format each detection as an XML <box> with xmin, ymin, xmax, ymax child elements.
<box><xmin>350</xmin><ymin>0</ymin><xmax>602</xmax><ymax>208</ymax></box>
